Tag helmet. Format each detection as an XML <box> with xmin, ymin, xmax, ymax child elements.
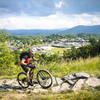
<box><xmin>29</xmin><ymin>48</ymin><xmax>36</xmax><ymax>54</ymax></box>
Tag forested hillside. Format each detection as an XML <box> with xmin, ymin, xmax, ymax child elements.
<box><xmin>7</xmin><ymin>25</ymin><xmax>100</xmax><ymax>35</ymax></box>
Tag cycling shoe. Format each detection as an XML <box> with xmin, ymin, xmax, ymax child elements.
<box><xmin>28</xmin><ymin>82</ymin><xmax>33</xmax><ymax>86</ymax></box>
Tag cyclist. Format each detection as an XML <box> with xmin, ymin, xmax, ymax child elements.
<box><xmin>20</xmin><ymin>48</ymin><xmax>39</xmax><ymax>86</ymax></box>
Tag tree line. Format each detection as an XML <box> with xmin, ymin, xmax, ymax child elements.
<box><xmin>63</xmin><ymin>38</ymin><xmax>100</xmax><ymax>60</ymax></box>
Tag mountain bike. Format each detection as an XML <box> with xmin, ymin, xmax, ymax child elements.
<box><xmin>17</xmin><ymin>63</ymin><xmax>53</xmax><ymax>89</ymax></box>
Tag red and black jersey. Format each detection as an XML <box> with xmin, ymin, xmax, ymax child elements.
<box><xmin>20</xmin><ymin>51</ymin><xmax>33</xmax><ymax>64</ymax></box>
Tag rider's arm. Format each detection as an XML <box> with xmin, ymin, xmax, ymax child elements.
<box><xmin>20</xmin><ymin>58</ymin><xmax>27</xmax><ymax>65</ymax></box>
<box><xmin>32</xmin><ymin>57</ymin><xmax>38</xmax><ymax>61</ymax></box>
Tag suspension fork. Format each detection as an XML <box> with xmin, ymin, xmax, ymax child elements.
<box><xmin>35</xmin><ymin>65</ymin><xmax>46</xmax><ymax>80</ymax></box>
<box><xmin>38</xmin><ymin>71</ymin><xmax>45</xmax><ymax>80</ymax></box>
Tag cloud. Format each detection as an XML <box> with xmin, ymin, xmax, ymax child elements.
<box><xmin>55</xmin><ymin>0</ymin><xmax>64</xmax><ymax>8</ymax></box>
<box><xmin>59</xmin><ymin>0</ymin><xmax>100</xmax><ymax>14</ymax></box>
<box><xmin>0</xmin><ymin>0</ymin><xmax>100</xmax><ymax>17</ymax></box>
<box><xmin>0</xmin><ymin>0</ymin><xmax>55</xmax><ymax>16</ymax></box>
<box><xmin>0</xmin><ymin>12</ymin><xmax>100</xmax><ymax>29</ymax></box>
<box><xmin>0</xmin><ymin>0</ymin><xmax>21</xmax><ymax>15</ymax></box>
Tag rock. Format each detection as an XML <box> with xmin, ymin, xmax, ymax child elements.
<box><xmin>60</xmin><ymin>83</ymin><xmax>70</xmax><ymax>92</ymax></box>
<box><xmin>52</xmin><ymin>83</ymin><xmax>70</xmax><ymax>93</ymax></box>
<box><xmin>52</xmin><ymin>86</ymin><xmax>61</xmax><ymax>93</ymax></box>
<box><xmin>0</xmin><ymin>79</ymin><xmax>7</xmax><ymax>85</ymax></box>
<box><xmin>62</xmin><ymin>74</ymin><xmax>76</xmax><ymax>80</ymax></box>
<box><xmin>85</xmin><ymin>77</ymin><xmax>100</xmax><ymax>87</ymax></box>
<box><xmin>62</xmin><ymin>73</ymin><xmax>90</xmax><ymax>81</ymax></box>
<box><xmin>74</xmin><ymin>73</ymin><xmax>90</xmax><ymax>78</ymax></box>
<box><xmin>72</xmin><ymin>79</ymin><xmax>86</xmax><ymax>90</ymax></box>
<box><xmin>52</xmin><ymin>77</ymin><xmax>63</xmax><ymax>86</ymax></box>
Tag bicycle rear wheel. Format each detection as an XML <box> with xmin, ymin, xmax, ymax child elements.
<box><xmin>17</xmin><ymin>72</ymin><xmax>29</xmax><ymax>88</ymax></box>
<box><xmin>37</xmin><ymin>70</ymin><xmax>52</xmax><ymax>89</ymax></box>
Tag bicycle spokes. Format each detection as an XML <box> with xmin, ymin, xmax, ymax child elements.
<box><xmin>17</xmin><ymin>72</ymin><xmax>29</xmax><ymax>88</ymax></box>
<box><xmin>37</xmin><ymin>70</ymin><xmax>52</xmax><ymax>89</ymax></box>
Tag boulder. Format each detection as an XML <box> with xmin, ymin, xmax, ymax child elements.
<box><xmin>72</xmin><ymin>79</ymin><xmax>86</xmax><ymax>90</ymax></box>
<box><xmin>60</xmin><ymin>83</ymin><xmax>70</xmax><ymax>91</ymax></box>
<box><xmin>52</xmin><ymin>83</ymin><xmax>70</xmax><ymax>93</ymax></box>
<box><xmin>52</xmin><ymin>85</ymin><xmax>61</xmax><ymax>93</ymax></box>
<box><xmin>52</xmin><ymin>77</ymin><xmax>63</xmax><ymax>86</ymax></box>
<box><xmin>85</xmin><ymin>77</ymin><xmax>100</xmax><ymax>87</ymax></box>
<box><xmin>62</xmin><ymin>72</ymin><xmax>90</xmax><ymax>81</ymax></box>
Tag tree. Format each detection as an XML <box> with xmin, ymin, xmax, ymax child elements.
<box><xmin>0</xmin><ymin>30</ymin><xmax>15</xmax><ymax>75</ymax></box>
<box><xmin>89</xmin><ymin>38</ymin><xmax>97</xmax><ymax>45</ymax></box>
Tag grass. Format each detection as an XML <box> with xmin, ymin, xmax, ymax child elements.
<box><xmin>0</xmin><ymin>56</ymin><xmax>100</xmax><ymax>79</ymax></box>
<box><xmin>47</xmin><ymin>47</ymin><xmax>67</xmax><ymax>54</ymax></box>
<box><xmin>0</xmin><ymin>89</ymin><xmax>100</xmax><ymax>100</ymax></box>
<box><xmin>38</xmin><ymin>56</ymin><xmax>100</xmax><ymax>77</ymax></box>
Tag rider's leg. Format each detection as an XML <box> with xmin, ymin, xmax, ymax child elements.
<box><xmin>26</xmin><ymin>71</ymin><xmax>30</xmax><ymax>82</ymax></box>
<box><xmin>27</xmin><ymin>70</ymin><xmax>33</xmax><ymax>86</ymax></box>
<box><xmin>21</xmin><ymin>65</ymin><xmax>33</xmax><ymax>86</ymax></box>
<box><xmin>28</xmin><ymin>64</ymin><xmax>36</xmax><ymax>84</ymax></box>
<box><xmin>21</xmin><ymin>65</ymin><xmax>29</xmax><ymax>74</ymax></box>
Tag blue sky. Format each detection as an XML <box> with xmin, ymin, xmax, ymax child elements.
<box><xmin>0</xmin><ymin>0</ymin><xmax>100</xmax><ymax>29</ymax></box>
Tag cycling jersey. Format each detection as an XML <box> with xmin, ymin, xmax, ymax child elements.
<box><xmin>20</xmin><ymin>51</ymin><xmax>34</xmax><ymax>64</ymax></box>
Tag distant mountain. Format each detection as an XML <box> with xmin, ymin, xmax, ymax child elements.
<box><xmin>6</xmin><ymin>29</ymin><xmax>64</xmax><ymax>35</ymax></box>
<box><xmin>6</xmin><ymin>25</ymin><xmax>100</xmax><ymax>35</ymax></box>
<box><xmin>59</xmin><ymin>25</ymin><xmax>100</xmax><ymax>34</ymax></box>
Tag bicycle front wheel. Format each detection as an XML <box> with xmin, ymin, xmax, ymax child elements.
<box><xmin>37</xmin><ymin>70</ymin><xmax>52</xmax><ymax>89</ymax></box>
<box><xmin>17</xmin><ymin>72</ymin><xmax>29</xmax><ymax>88</ymax></box>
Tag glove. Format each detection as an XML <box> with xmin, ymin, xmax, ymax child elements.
<box><xmin>27</xmin><ymin>63</ymin><xmax>32</xmax><ymax>66</ymax></box>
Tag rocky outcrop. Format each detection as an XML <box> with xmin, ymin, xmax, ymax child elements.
<box><xmin>51</xmin><ymin>73</ymin><xmax>90</xmax><ymax>92</ymax></box>
<box><xmin>0</xmin><ymin>73</ymin><xmax>100</xmax><ymax>93</ymax></box>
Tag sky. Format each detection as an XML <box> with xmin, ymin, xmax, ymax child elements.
<box><xmin>0</xmin><ymin>0</ymin><xmax>100</xmax><ymax>29</ymax></box>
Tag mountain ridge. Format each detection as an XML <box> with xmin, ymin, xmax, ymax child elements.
<box><xmin>5</xmin><ymin>25</ymin><xmax>100</xmax><ymax>35</ymax></box>
<box><xmin>60</xmin><ymin>25</ymin><xmax>100</xmax><ymax>34</ymax></box>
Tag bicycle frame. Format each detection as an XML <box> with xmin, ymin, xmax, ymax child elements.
<box><xmin>29</xmin><ymin>64</ymin><xmax>40</xmax><ymax>78</ymax></box>
<box><xmin>29</xmin><ymin>64</ymin><xmax>47</xmax><ymax>81</ymax></box>
<box><xmin>17</xmin><ymin>63</ymin><xmax>53</xmax><ymax>89</ymax></box>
